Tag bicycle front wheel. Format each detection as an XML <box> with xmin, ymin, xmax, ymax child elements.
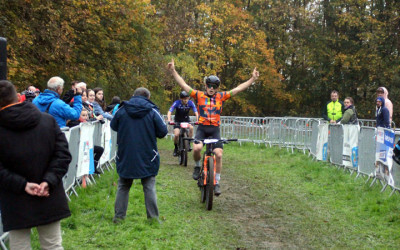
<box><xmin>205</xmin><ymin>156</ymin><xmax>214</xmax><ymax>210</ymax></box>
<box><xmin>178</xmin><ymin>135</ymin><xmax>184</xmax><ymax>165</ymax></box>
<box><xmin>183</xmin><ymin>131</ymin><xmax>189</xmax><ymax>167</ymax></box>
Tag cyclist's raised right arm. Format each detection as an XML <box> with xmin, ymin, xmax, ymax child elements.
<box><xmin>167</xmin><ymin>59</ymin><xmax>192</xmax><ymax>93</ymax></box>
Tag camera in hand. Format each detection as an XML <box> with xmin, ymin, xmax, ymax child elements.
<box><xmin>393</xmin><ymin>139</ymin><xmax>400</xmax><ymax>165</ymax></box>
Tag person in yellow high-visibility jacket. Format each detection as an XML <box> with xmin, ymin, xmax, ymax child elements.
<box><xmin>322</xmin><ymin>90</ymin><xmax>344</xmax><ymax>124</ymax></box>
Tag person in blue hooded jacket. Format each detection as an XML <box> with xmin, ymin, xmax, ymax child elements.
<box><xmin>33</xmin><ymin>76</ymin><xmax>82</xmax><ymax>128</ymax></box>
<box><xmin>376</xmin><ymin>96</ymin><xmax>390</xmax><ymax>128</ymax></box>
<box><xmin>111</xmin><ymin>87</ymin><xmax>168</xmax><ymax>223</ymax></box>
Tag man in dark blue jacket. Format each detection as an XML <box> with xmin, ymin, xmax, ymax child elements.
<box><xmin>376</xmin><ymin>96</ymin><xmax>390</xmax><ymax>129</ymax></box>
<box><xmin>111</xmin><ymin>87</ymin><xmax>168</xmax><ymax>223</ymax></box>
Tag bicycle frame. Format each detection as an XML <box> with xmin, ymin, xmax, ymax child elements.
<box><xmin>202</xmin><ymin>154</ymin><xmax>216</xmax><ymax>186</ymax></box>
<box><xmin>183</xmin><ymin>137</ymin><xmax>237</xmax><ymax>210</ymax></box>
<box><xmin>179</xmin><ymin>123</ymin><xmax>190</xmax><ymax>141</ymax></box>
<box><xmin>169</xmin><ymin>121</ymin><xmax>198</xmax><ymax>166</ymax></box>
<box><xmin>201</xmin><ymin>139</ymin><xmax>220</xmax><ymax>185</ymax></box>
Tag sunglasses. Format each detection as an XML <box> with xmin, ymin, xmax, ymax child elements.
<box><xmin>206</xmin><ymin>83</ymin><xmax>218</xmax><ymax>89</ymax></box>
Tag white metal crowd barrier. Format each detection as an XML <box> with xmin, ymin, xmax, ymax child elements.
<box><xmin>0</xmin><ymin>120</ymin><xmax>117</xmax><ymax>249</ymax></box>
<box><xmin>164</xmin><ymin>115</ymin><xmax>400</xmax><ymax>196</ymax></box>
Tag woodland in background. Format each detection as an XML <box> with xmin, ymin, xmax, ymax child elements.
<box><xmin>1</xmin><ymin>0</ymin><xmax>399</xmax><ymax>123</ymax></box>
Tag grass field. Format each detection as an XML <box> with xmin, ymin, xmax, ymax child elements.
<box><xmin>26</xmin><ymin>138</ymin><xmax>400</xmax><ymax>249</ymax></box>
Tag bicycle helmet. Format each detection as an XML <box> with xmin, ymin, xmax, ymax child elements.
<box><xmin>204</xmin><ymin>75</ymin><xmax>220</xmax><ymax>88</ymax></box>
<box><xmin>180</xmin><ymin>91</ymin><xmax>189</xmax><ymax>98</ymax></box>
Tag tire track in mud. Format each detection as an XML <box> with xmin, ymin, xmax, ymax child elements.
<box><xmin>159</xmin><ymin>147</ymin><xmax>295</xmax><ymax>249</ymax></box>
<box><xmin>214</xmin><ymin>166</ymin><xmax>292</xmax><ymax>249</ymax></box>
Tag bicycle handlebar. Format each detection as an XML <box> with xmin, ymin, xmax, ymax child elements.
<box><xmin>183</xmin><ymin>138</ymin><xmax>238</xmax><ymax>144</ymax></box>
<box><xmin>168</xmin><ymin>121</ymin><xmax>199</xmax><ymax>125</ymax></box>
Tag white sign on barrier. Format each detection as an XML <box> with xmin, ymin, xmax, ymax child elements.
<box><xmin>64</xmin><ymin>130</ymin><xmax>71</xmax><ymax>143</ymax></box>
<box><xmin>375</xmin><ymin>127</ymin><xmax>395</xmax><ymax>186</ymax></box>
<box><xmin>316</xmin><ymin>123</ymin><xmax>329</xmax><ymax>161</ymax></box>
<box><xmin>342</xmin><ymin>125</ymin><xmax>360</xmax><ymax>168</ymax></box>
<box><xmin>77</xmin><ymin>123</ymin><xmax>95</xmax><ymax>177</ymax></box>
<box><xmin>100</xmin><ymin>120</ymin><xmax>112</xmax><ymax>164</ymax></box>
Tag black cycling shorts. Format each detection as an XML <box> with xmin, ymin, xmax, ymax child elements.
<box><xmin>195</xmin><ymin>124</ymin><xmax>223</xmax><ymax>149</ymax></box>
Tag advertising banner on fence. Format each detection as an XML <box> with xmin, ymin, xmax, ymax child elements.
<box><xmin>316</xmin><ymin>123</ymin><xmax>329</xmax><ymax>161</ymax></box>
<box><xmin>77</xmin><ymin>124</ymin><xmax>95</xmax><ymax>177</ymax></box>
<box><xmin>375</xmin><ymin>127</ymin><xmax>395</xmax><ymax>186</ymax></box>
<box><xmin>64</xmin><ymin>130</ymin><xmax>71</xmax><ymax>143</ymax></box>
<box><xmin>342</xmin><ymin>125</ymin><xmax>359</xmax><ymax>169</ymax></box>
<box><xmin>100</xmin><ymin>120</ymin><xmax>112</xmax><ymax>164</ymax></box>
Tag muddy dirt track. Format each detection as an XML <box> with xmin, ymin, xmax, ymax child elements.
<box><xmin>159</xmin><ymin>146</ymin><xmax>298</xmax><ymax>249</ymax></box>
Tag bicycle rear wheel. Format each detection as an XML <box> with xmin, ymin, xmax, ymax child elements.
<box><xmin>183</xmin><ymin>131</ymin><xmax>189</xmax><ymax>167</ymax></box>
<box><xmin>205</xmin><ymin>156</ymin><xmax>214</xmax><ymax>210</ymax></box>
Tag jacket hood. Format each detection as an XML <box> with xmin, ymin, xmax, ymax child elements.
<box><xmin>0</xmin><ymin>102</ymin><xmax>41</xmax><ymax>130</ymax></box>
<box><xmin>123</xmin><ymin>96</ymin><xmax>158</xmax><ymax>118</ymax></box>
<box><xmin>377</xmin><ymin>97</ymin><xmax>385</xmax><ymax>107</ymax></box>
<box><xmin>344</xmin><ymin>104</ymin><xmax>354</xmax><ymax>111</ymax></box>
<box><xmin>34</xmin><ymin>89</ymin><xmax>59</xmax><ymax>105</ymax></box>
<box><xmin>379</xmin><ymin>87</ymin><xmax>389</xmax><ymax>99</ymax></box>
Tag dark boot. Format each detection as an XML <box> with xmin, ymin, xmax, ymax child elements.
<box><xmin>214</xmin><ymin>183</ymin><xmax>221</xmax><ymax>196</ymax></box>
<box><xmin>192</xmin><ymin>166</ymin><xmax>200</xmax><ymax>180</ymax></box>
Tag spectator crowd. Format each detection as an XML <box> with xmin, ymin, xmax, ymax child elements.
<box><xmin>322</xmin><ymin>87</ymin><xmax>393</xmax><ymax>128</ymax></box>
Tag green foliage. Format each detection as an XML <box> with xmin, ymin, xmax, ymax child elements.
<box><xmin>1</xmin><ymin>0</ymin><xmax>400</xmax><ymax>120</ymax></box>
<box><xmin>248</xmin><ymin>0</ymin><xmax>400</xmax><ymax>121</ymax></box>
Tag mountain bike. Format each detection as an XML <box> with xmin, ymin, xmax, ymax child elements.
<box><xmin>169</xmin><ymin>121</ymin><xmax>198</xmax><ymax>166</ymax></box>
<box><xmin>184</xmin><ymin>137</ymin><xmax>237</xmax><ymax>210</ymax></box>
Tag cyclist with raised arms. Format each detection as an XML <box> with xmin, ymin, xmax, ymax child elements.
<box><xmin>167</xmin><ymin>59</ymin><xmax>259</xmax><ymax>195</ymax></box>
<box><xmin>167</xmin><ymin>91</ymin><xmax>199</xmax><ymax>156</ymax></box>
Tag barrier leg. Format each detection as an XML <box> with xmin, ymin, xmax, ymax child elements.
<box><xmin>71</xmin><ymin>186</ymin><xmax>79</xmax><ymax>197</ymax></box>
<box><xmin>389</xmin><ymin>188</ymin><xmax>398</xmax><ymax>197</ymax></box>
<box><xmin>0</xmin><ymin>233</ymin><xmax>8</xmax><ymax>250</ymax></box>
<box><xmin>369</xmin><ymin>177</ymin><xmax>377</xmax><ymax>187</ymax></box>
<box><xmin>65</xmin><ymin>192</ymin><xmax>71</xmax><ymax>202</ymax></box>
<box><xmin>89</xmin><ymin>174</ymin><xmax>96</xmax><ymax>184</ymax></box>
<box><xmin>86</xmin><ymin>176</ymin><xmax>93</xmax><ymax>185</ymax></box>
<box><xmin>108</xmin><ymin>161</ymin><xmax>114</xmax><ymax>170</ymax></box>
<box><xmin>98</xmin><ymin>164</ymin><xmax>105</xmax><ymax>174</ymax></box>
<box><xmin>381</xmin><ymin>183</ymin><xmax>388</xmax><ymax>193</ymax></box>
<box><xmin>104</xmin><ymin>161</ymin><xmax>112</xmax><ymax>171</ymax></box>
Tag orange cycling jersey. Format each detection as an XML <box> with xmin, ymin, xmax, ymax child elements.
<box><xmin>189</xmin><ymin>89</ymin><xmax>232</xmax><ymax>126</ymax></box>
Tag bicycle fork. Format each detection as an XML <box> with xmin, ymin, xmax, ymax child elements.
<box><xmin>203</xmin><ymin>155</ymin><xmax>216</xmax><ymax>186</ymax></box>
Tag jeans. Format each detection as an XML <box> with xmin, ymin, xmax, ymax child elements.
<box><xmin>114</xmin><ymin>176</ymin><xmax>159</xmax><ymax>219</ymax></box>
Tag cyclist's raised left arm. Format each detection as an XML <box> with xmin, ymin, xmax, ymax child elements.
<box><xmin>167</xmin><ymin>59</ymin><xmax>192</xmax><ymax>93</ymax></box>
<box><xmin>230</xmin><ymin>67</ymin><xmax>259</xmax><ymax>96</ymax></box>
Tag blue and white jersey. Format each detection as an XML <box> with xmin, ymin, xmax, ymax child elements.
<box><xmin>169</xmin><ymin>100</ymin><xmax>197</xmax><ymax>122</ymax></box>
